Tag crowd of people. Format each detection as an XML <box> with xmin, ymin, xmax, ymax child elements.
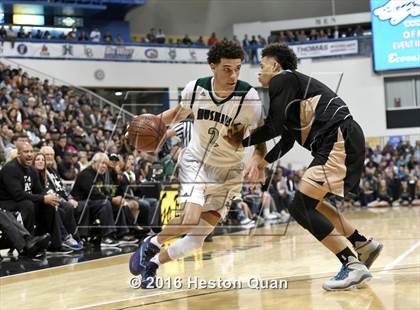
<box><xmin>140</xmin><ymin>25</ymin><xmax>368</xmax><ymax>47</ymax></box>
<box><xmin>0</xmin><ymin>61</ymin><xmax>418</xmax><ymax>259</ymax></box>
<box><xmin>0</xmin><ymin>25</ymin><xmax>125</xmax><ymax>46</ymax></box>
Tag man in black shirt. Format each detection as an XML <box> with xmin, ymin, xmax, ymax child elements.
<box><xmin>0</xmin><ymin>209</ymin><xmax>51</xmax><ymax>257</ymax></box>
<box><xmin>0</xmin><ymin>142</ymin><xmax>60</xmax><ymax>234</ymax></box>
<box><xmin>40</xmin><ymin>146</ymin><xmax>82</xmax><ymax>250</ymax></box>
<box><xmin>71</xmin><ymin>152</ymin><xmax>120</xmax><ymax>246</ymax></box>
<box><xmin>238</xmin><ymin>43</ymin><xmax>383</xmax><ymax>291</ymax></box>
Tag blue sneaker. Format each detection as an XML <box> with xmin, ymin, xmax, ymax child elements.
<box><xmin>323</xmin><ymin>257</ymin><xmax>372</xmax><ymax>291</ymax></box>
<box><xmin>140</xmin><ymin>261</ymin><xmax>159</xmax><ymax>289</ymax></box>
<box><xmin>129</xmin><ymin>236</ymin><xmax>160</xmax><ymax>276</ymax></box>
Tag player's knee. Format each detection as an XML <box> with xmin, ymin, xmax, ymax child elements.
<box><xmin>289</xmin><ymin>191</ymin><xmax>333</xmax><ymax>241</ymax></box>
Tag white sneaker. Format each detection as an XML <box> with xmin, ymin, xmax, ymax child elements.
<box><xmin>355</xmin><ymin>238</ymin><xmax>383</xmax><ymax>269</ymax></box>
<box><xmin>322</xmin><ymin>257</ymin><xmax>372</xmax><ymax>291</ymax></box>
<box><xmin>280</xmin><ymin>210</ymin><xmax>291</xmax><ymax>222</ymax></box>
<box><xmin>264</xmin><ymin>213</ymin><xmax>278</xmax><ymax>220</ymax></box>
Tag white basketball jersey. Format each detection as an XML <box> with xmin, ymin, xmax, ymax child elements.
<box><xmin>179</xmin><ymin>77</ymin><xmax>263</xmax><ymax>167</ymax></box>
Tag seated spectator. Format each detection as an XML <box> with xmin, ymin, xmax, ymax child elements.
<box><xmin>4</xmin><ymin>133</ymin><xmax>29</xmax><ymax>164</ymax></box>
<box><xmin>0</xmin><ymin>209</ymin><xmax>51</xmax><ymax>257</ymax></box>
<box><xmin>155</xmin><ymin>29</ymin><xmax>166</xmax><ymax>44</ymax></box>
<box><xmin>146</xmin><ymin>28</ymin><xmax>156</xmax><ymax>43</ymax></box>
<box><xmin>121</xmin><ymin>155</ymin><xmax>152</xmax><ymax>234</ymax></box>
<box><xmin>0</xmin><ymin>142</ymin><xmax>60</xmax><ymax>242</ymax></box>
<box><xmin>107</xmin><ymin>154</ymin><xmax>138</xmax><ymax>243</ymax></box>
<box><xmin>208</xmin><ymin>32</ymin><xmax>218</xmax><ymax>46</ymax></box>
<box><xmin>6</xmin><ymin>25</ymin><xmax>17</xmax><ymax>48</ymax></box>
<box><xmin>58</xmin><ymin>151</ymin><xmax>78</xmax><ymax>181</ymax></box>
<box><xmin>54</xmin><ymin>135</ymin><xmax>67</xmax><ymax>162</ymax></box>
<box><xmin>78</xmin><ymin>31</ymin><xmax>89</xmax><ymax>41</ymax></box>
<box><xmin>182</xmin><ymin>34</ymin><xmax>193</xmax><ymax>45</ymax></box>
<box><xmin>17</xmin><ymin>26</ymin><xmax>25</xmax><ymax>39</ymax></box>
<box><xmin>33</xmin><ymin>152</ymin><xmax>81</xmax><ymax>252</ymax></box>
<box><xmin>70</xmin><ymin>152</ymin><xmax>124</xmax><ymax>246</ymax></box>
<box><xmin>0</xmin><ymin>26</ymin><xmax>6</xmax><ymax>45</ymax></box>
<box><xmin>103</xmin><ymin>33</ymin><xmax>112</xmax><ymax>44</ymax></box>
<box><xmin>39</xmin><ymin>146</ymin><xmax>83</xmax><ymax>250</ymax></box>
<box><xmin>76</xmin><ymin>151</ymin><xmax>89</xmax><ymax>172</ymax></box>
<box><xmin>90</xmin><ymin>28</ymin><xmax>101</xmax><ymax>42</ymax></box>
<box><xmin>115</xmin><ymin>34</ymin><xmax>124</xmax><ymax>45</ymax></box>
<box><xmin>195</xmin><ymin>36</ymin><xmax>205</xmax><ymax>46</ymax></box>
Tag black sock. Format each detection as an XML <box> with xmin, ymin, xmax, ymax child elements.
<box><xmin>347</xmin><ymin>229</ymin><xmax>368</xmax><ymax>247</ymax></box>
<box><xmin>336</xmin><ymin>247</ymin><xmax>357</xmax><ymax>265</ymax></box>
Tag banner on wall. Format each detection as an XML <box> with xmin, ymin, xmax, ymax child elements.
<box><xmin>1</xmin><ymin>40</ymin><xmax>359</xmax><ymax>63</ymax></box>
<box><xmin>289</xmin><ymin>40</ymin><xmax>359</xmax><ymax>58</ymax></box>
<box><xmin>0</xmin><ymin>41</ymin><xmax>209</xmax><ymax>63</ymax></box>
<box><xmin>257</xmin><ymin>39</ymin><xmax>358</xmax><ymax>60</ymax></box>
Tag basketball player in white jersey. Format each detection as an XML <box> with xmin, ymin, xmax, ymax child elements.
<box><xmin>129</xmin><ymin>41</ymin><xmax>266</xmax><ymax>288</ymax></box>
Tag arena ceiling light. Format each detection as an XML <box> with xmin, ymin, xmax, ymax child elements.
<box><xmin>115</xmin><ymin>91</ymin><xmax>123</xmax><ymax>96</ymax></box>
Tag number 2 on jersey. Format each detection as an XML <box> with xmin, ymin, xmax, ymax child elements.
<box><xmin>208</xmin><ymin>127</ymin><xmax>219</xmax><ymax>145</ymax></box>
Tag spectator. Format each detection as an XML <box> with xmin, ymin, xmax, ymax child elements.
<box><xmin>0</xmin><ymin>209</ymin><xmax>51</xmax><ymax>257</ymax></box>
<box><xmin>121</xmin><ymin>154</ymin><xmax>152</xmax><ymax>234</ymax></box>
<box><xmin>182</xmin><ymin>34</ymin><xmax>193</xmax><ymax>45</ymax></box>
<box><xmin>34</xmin><ymin>30</ymin><xmax>43</xmax><ymax>39</ymax></box>
<box><xmin>208</xmin><ymin>32</ymin><xmax>218</xmax><ymax>46</ymax></box>
<box><xmin>39</xmin><ymin>146</ymin><xmax>82</xmax><ymax>250</ymax></box>
<box><xmin>90</xmin><ymin>28</ymin><xmax>101</xmax><ymax>42</ymax></box>
<box><xmin>17</xmin><ymin>26</ymin><xmax>25</xmax><ymax>39</ymax></box>
<box><xmin>4</xmin><ymin>133</ymin><xmax>29</xmax><ymax>160</ymax></box>
<box><xmin>155</xmin><ymin>29</ymin><xmax>166</xmax><ymax>44</ymax></box>
<box><xmin>115</xmin><ymin>34</ymin><xmax>124</xmax><ymax>45</ymax></box>
<box><xmin>232</xmin><ymin>35</ymin><xmax>241</xmax><ymax>46</ymax></box>
<box><xmin>57</xmin><ymin>151</ymin><xmax>78</xmax><ymax>181</ymax></box>
<box><xmin>33</xmin><ymin>151</ymin><xmax>81</xmax><ymax>252</ymax></box>
<box><xmin>6</xmin><ymin>25</ymin><xmax>17</xmax><ymax>48</ymax></box>
<box><xmin>0</xmin><ymin>26</ymin><xmax>6</xmax><ymax>45</ymax></box>
<box><xmin>103</xmin><ymin>33</ymin><xmax>112</xmax><ymax>44</ymax></box>
<box><xmin>257</xmin><ymin>35</ymin><xmax>267</xmax><ymax>46</ymax></box>
<box><xmin>70</xmin><ymin>152</ymin><xmax>123</xmax><ymax>246</ymax></box>
<box><xmin>0</xmin><ymin>142</ymin><xmax>60</xmax><ymax>237</ymax></box>
<box><xmin>78</xmin><ymin>31</ymin><xmax>89</xmax><ymax>41</ymax></box>
<box><xmin>76</xmin><ymin>151</ymin><xmax>89</xmax><ymax>172</ymax></box>
<box><xmin>146</xmin><ymin>28</ymin><xmax>156</xmax><ymax>43</ymax></box>
<box><xmin>195</xmin><ymin>36</ymin><xmax>205</xmax><ymax>46</ymax></box>
<box><xmin>54</xmin><ymin>134</ymin><xmax>68</xmax><ymax>162</ymax></box>
<box><xmin>354</xmin><ymin>25</ymin><xmax>364</xmax><ymax>36</ymax></box>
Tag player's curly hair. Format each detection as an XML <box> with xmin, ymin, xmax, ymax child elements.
<box><xmin>207</xmin><ymin>41</ymin><xmax>244</xmax><ymax>64</ymax></box>
<box><xmin>261</xmin><ymin>43</ymin><xmax>298</xmax><ymax>70</ymax></box>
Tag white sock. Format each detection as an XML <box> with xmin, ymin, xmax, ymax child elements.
<box><xmin>150</xmin><ymin>236</ymin><xmax>163</xmax><ymax>248</ymax></box>
<box><xmin>150</xmin><ymin>254</ymin><xmax>161</xmax><ymax>266</ymax></box>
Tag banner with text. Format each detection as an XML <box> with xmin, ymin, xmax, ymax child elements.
<box><xmin>0</xmin><ymin>42</ymin><xmax>209</xmax><ymax>63</ymax></box>
<box><xmin>0</xmin><ymin>40</ymin><xmax>359</xmax><ymax>63</ymax></box>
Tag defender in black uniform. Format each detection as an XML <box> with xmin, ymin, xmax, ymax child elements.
<box><xmin>241</xmin><ymin>44</ymin><xmax>383</xmax><ymax>291</ymax></box>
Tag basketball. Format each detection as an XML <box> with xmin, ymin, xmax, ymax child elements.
<box><xmin>126</xmin><ymin>114</ymin><xmax>166</xmax><ymax>152</ymax></box>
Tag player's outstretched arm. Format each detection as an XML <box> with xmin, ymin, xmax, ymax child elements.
<box><xmin>158</xmin><ymin>104</ymin><xmax>190</xmax><ymax>126</ymax></box>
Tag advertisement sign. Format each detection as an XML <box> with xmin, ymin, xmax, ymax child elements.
<box><xmin>371</xmin><ymin>0</ymin><xmax>420</xmax><ymax>71</ymax></box>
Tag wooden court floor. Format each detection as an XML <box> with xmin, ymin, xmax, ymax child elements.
<box><xmin>1</xmin><ymin>207</ymin><xmax>419</xmax><ymax>310</ymax></box>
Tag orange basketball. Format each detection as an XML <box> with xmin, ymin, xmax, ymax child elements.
<box><xmin>126</xmin><ymin>114</ymin><xmax>166</xmax><ymax>152</ymax></box>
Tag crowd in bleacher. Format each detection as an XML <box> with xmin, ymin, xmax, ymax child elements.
<box><xmin>0</xmin><ymin>62</ymin><xmax>418</xmax><ymax>259</ymax></box>
<box><xmin>1</xmin><ymin>23</ymin><xmax>368</xmax><ymax>48</ymax></box>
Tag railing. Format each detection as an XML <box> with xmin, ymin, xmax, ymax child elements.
<box><xmin>1</xmin><ymin>58</ymin><xmax>135</xmax><ymax>125</ymax></box>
